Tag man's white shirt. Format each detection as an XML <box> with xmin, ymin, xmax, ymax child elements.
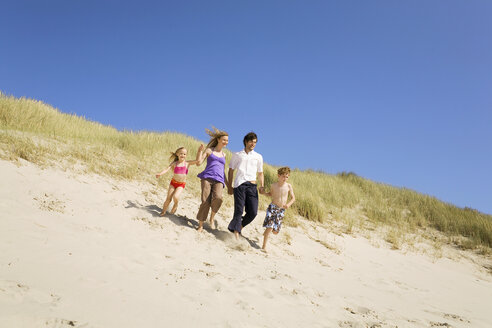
<box><xmin>229</xmin><ymin>149</ymin><xmax>263</xmax><ymax>188</ymax></box>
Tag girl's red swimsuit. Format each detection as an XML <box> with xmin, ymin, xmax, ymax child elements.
<box><xmin>170</xmin><ymin>178</ymin><xmax>186</xmax><ymax>189</ymax></box>
<box><xmin>170</xmin><ymin>164</ymin><xmax>188</xmax><ymax>188</ymax></box>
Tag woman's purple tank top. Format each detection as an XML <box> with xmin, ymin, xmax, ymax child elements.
<box><xmin>197</xmin><ymin>152</ymin><xmax>226</xmax><ymax>185</ymax></box>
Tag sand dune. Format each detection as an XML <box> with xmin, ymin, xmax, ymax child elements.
<box><xmin>1</xmin><ymin>159</ymin><xmax>491</xmax><ymax>328</ymax></box>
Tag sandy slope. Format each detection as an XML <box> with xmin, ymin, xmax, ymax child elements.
<box><xmin>0</xmin><ymin>159</ymin><xmax>491</xmax><ymax>328</ymax></box>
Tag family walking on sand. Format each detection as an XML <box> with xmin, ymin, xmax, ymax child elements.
<box><xmin>155</xmin><ymin>128</ymin><xmax>295</xmax><ymax>251</ymax></box>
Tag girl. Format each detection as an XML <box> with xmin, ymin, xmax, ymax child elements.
<box><xmin>156</xmin><ymin>146</ymin><xmax>203</xmax><ymax>216</ymax></box>
<box><xmin>195</xmin><ymin>127</ymin><xmax>229</xmax><ymax>232</ymax></box>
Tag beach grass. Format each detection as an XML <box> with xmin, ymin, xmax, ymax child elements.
<box><xmin>1</xmin><ymin>92</ymin><xmax>491</xmax><ymax>251</ymax></box>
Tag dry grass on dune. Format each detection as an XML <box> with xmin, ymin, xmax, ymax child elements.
<box><xmin>1</xmin><ymin>91</ymin><xmax>491</xmax><ymax>252</ymax></box>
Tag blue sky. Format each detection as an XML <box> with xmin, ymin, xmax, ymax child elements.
<box><xmin>2</xmin><ymin>1</ymin><xmax>491</xmax><ymax>214</ymax></box>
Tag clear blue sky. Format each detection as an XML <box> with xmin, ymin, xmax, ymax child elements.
<box><xmin>2</xmin><ymin>1</ymin><xmax>491</xmax><ymax>214</ymax></box>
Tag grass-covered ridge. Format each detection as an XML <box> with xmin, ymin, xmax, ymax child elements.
<box><xmin>1</xmin><ymin>92</ymin><xmax>491</xmax><ymax>251</ymax></box>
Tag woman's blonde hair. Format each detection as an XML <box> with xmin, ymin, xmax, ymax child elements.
<box><xmin>169</xmin><ymin>147</ymin><xmax>186</xmax><ymax>163</ymax></box>
<box><xmin>205</xmin><ymin>127</ymin><xmax>228</xmax><ymax>149</ymax></box>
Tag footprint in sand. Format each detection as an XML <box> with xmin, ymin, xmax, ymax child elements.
<box><xmin>131</xmin><ymin>216</ymin><xmax>165</xmax><ymax>230</ymax></box>
<box><xmin>426</xmin><ymin>310</ymin><xmax>471</xmax><ymax>325</ymax></box>
<box><xmin>0</xmin><ymin>280</ymin><xmax>60</xmax><ymax>305</ymax></box>
<box><xmin>342</xmin><ymin>306</ymin><xmax>384</xmax><ymax>328</ymax></box>
<box><xmin>44</xmin><ymin>318</ymin><xmax>77</xmax><ymax>327</ymax></box>
<box><xmin>198</xmin><ymin>269</ymin><xmax>220</xmax><ymax>278</ymax></box>
<box><xmin>33</xmin><ymin>193</ymin><xmax>66</xmax><ymax>213</ymax></box>
<box><xmin>224</xmin><ymin>237</ymin><xmax>249</xmax><ymax>251</ymax></box>
<box><xmin>338</xmin><ymin>321</ymin><xmax>363</xmax><ymax>328</ymax></box>
<box><xmin>43</xmin><ymin>318</ymin><xmax>92</xmax><ymax>327</ymax></box>
<box><xmin>430</xmin><ymin>322</ymin><xmax>452</xmax><ymax>327</ymax></box>
<box><xmin>443</xmin><ymin>313</ymin><xmax>471</xmax><ymax>323</ymax></box>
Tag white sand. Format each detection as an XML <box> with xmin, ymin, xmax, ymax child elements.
<box><xmin>1</xmin><ymin>158</ymin><xmax>491</xmax><ymax>328</ymax></box>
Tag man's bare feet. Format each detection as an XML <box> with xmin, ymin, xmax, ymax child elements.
<box><xmin>208</xmin><ymin>218</ymin><xmax>215</xmax><ymax>229</ymax></box>
<box><xmin>197</xmin><ymin>221</ymin><xmax>204</xmax><ymax>232</ymax></box>
<box><xmin>159</xmin><ymin>211</ymin><xmax>166</xmax><ymax>217</ymax></box>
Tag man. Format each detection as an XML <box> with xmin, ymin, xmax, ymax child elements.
<box><xmin>227</xmin><ymin>132</ymin><xmax>264</xmax><ymax>238</ymax></box>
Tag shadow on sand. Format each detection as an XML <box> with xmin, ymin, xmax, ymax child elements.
<box><xmin>198</xmin><ymin>223</ymin><xmax>261</xmax><ymax>249</ymax></box>
<box><xmin>125</xmin><ymin>200</ymin><xmax>261</xmax><ymax>249</ymax></box>
<box><xmin>126</xmin><ymin>200</ymin><xmax>199</xmax><ymax>229</ymax></box>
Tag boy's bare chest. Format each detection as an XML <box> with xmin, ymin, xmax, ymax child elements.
<box><xmin>272</xmin><ymin>184</ymin><xmax>289</xmax><ymax>197</ymax></box>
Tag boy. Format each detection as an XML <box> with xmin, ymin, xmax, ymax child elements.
<box><xmin>260</xmin><ymin>167</ymin><xmax>295</xmax><ymax>251</ymax></box>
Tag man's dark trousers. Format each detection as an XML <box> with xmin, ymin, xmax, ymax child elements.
<box><xmin>228</xmin><ymin>182</ymin><xmax>258</xmax><ymax>233</ymax></box>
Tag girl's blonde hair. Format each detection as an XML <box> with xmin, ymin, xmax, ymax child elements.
<box><xmin>205</xmin><ymin>127</ymin><xmax>228</xmax><ymax>149</ymax></box>
<box><xmin>169</xmin><ymin>147</ymin><xmax>186</xmax><ymax>163</ymax></box>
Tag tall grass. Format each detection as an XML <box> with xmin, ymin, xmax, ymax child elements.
<box><xmin>0</xmin><ymin>92</ymin><xmax>205</xmax><ymax>188</ymax></box>
<box><xmin>1</xmin><ymin>92</ymin><xmax>491</xmax><ymax>250</ymax></box>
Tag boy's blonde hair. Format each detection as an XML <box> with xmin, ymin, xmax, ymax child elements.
<box><xmin>277</xmin><ymin>167</ymin><xmax>291</xmax><ymax>176</ymax></box>
<box><xmin>205</xmin><ymin>126</ymin><xmax>228</xmax><ymax>149</ymax></box>
<box><xmin>169</xmin><ymin>147</ymin><xmax>186</xmax><ymax>163</ymax></box>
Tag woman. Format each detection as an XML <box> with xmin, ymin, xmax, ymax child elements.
<box><xmin>196</xmin><ymin>127</ymin><xmax>229</xmax><ymax>232</ymax></box>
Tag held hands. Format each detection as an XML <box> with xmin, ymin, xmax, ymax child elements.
<box><xmin>196</xmin><ymin>144</ymin><xmax>205</xmax><ymax>164</ymax></box>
